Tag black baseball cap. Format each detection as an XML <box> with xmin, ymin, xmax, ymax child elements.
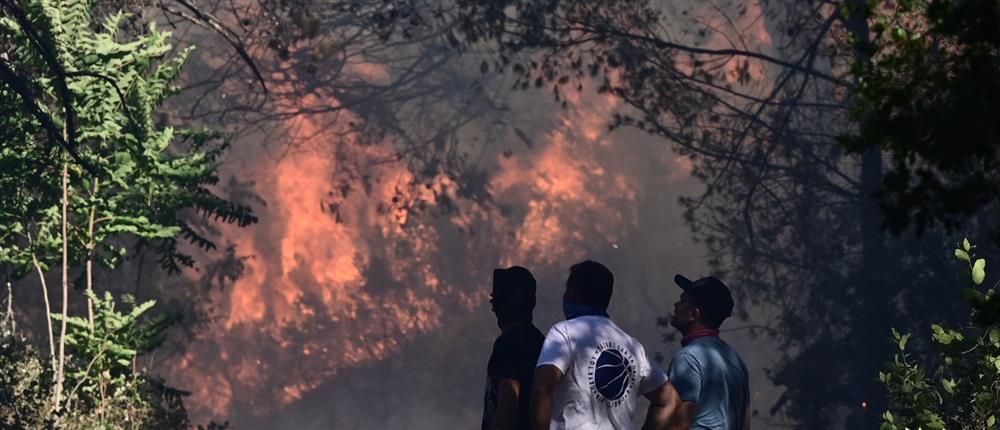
<box><xmin>674</xmin><ymin>274</ymin><xmax>734</xmax><ymax>324</ymax></box>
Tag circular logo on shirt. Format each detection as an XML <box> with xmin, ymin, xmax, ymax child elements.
<box><xmin>587</xmin><ymin>342</ymin><xmax>638</xmax><ymax>406</ymax></box>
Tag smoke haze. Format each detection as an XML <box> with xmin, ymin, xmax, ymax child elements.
<box><xmin>95</xmin><ymin>1</ymin><xmax>790</xmax><ymax>427</ymax></box>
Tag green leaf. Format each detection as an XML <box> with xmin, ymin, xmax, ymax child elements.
<box><xmin>941</xmin><ymin>378</ymin><xmax>956</xmax><ymax>394</ymax></box>
<box><xmin>918</xmin><ymin>409</ymin><xmax>947</xmax><ymax>430</ymax></box>
<box><xmin>990</xmin><ymin>328</ymin><xmax>1000</xmax><ymax>345</ymax></box>
<box><xmin>963</xmin><ymin>238</ymin><xmax>972</xmax><ymax>251</ymax></box>
<box><xmin>930</xmin><ymin>324</ymin><xmax>964</xmax><ymax>345</ymax></box>
<box><xmin>931</xmin><ymin>324</ymin><xmax>951</xmax><ymax>344</ymax></box>
<box><xmin>955</xmin><ymin>248</ymin><xmax>971</xmax><ymax>263</ymax></box>
<box><xmin>989</xmin><ymin>415</ymin><xmax>996</xmax><ymax>428</ymax></box>
<box><xmin>973</xmin><ymin>258</ymin><xmax>987</xmax><ymax>285</ymax></box>
<box><xmin>898</xmin><ymin>332</ymin><xmax>911</xmax><ymax>350</ymax></box>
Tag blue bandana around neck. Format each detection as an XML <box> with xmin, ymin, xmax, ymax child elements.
<box><xmin>562</xmin><ymin>301</ymin><xmax>609</xmax><ymax>320</ymax></box>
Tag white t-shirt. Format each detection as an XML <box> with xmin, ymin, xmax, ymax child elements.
<box><xmin>536</xmin><ymin>316</ymin><xmax>668</xmax><ymax>429</ymax></box>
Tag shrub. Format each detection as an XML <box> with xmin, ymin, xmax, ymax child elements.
<box><xmin>880</xmin><ymin>239</ymin><xmax>1000</xmax><ymax>430</ymax></box>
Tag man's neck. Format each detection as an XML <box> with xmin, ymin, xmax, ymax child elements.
<box><xmin>499</xmin><ymin>320</ymin><xmax>529</xmax><ymax>334</ymax></box>
<box><xmin>679</xmin><ymin>322</ymin><xmax>712</xmax><ymax>338</ymax></box>
<box><xmin>680</xmin><ymin>324</ymin><xmax>720</xmax><ymax>346</ymax></box>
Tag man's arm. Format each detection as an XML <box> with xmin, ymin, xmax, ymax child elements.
<box><xmin>641</xmin><ymin>381</ymin><xmax>681</xmax><ymax>430</ymax></box>
<box><xmin>666</xmin><ymin>401</ymin><xmax>697</xmax><ymax>430</ymax></box>
<box><xmin>530</xmin><ymin>365</ymin><xmax>563</xmax><ymax>430</ymax></box>
<box><xmin>489</xmin><ymin>379</ymin><xmax>521</xmax><ymax>430</ymax></box>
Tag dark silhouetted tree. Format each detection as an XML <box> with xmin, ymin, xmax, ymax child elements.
<box><xmin>846</xmin><ymin>0</ymin><xmax>1000</xmax><ymax>241</ymax></box>
<box><xmin>364</xmin><ymin>1</ymin><xmax>993</xmax><ymax>428</ymax></box>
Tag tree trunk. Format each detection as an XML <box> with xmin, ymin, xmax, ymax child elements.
<box><xmin>86</xmin><ymin>177</ymin><xmax>99</xmax><ymax>325</ymax></box>
<box><xmin>856</xmin><ymin>147</ymin><xmax>887</xmax><ymax>429</ymax></box>
<box><xmin>846</xmin><ymin>2</ymin><xmax>888</xmax><ymax>428</ymax></box>
<box><xmin>55</xmin><ymin>161</ymin><xmax>69</xmax><ymax>410</ymax></box>
<box><xmin>32</xmin><ymin>251</ymin><xmax>56</xmax><ymax>371</ymax></box>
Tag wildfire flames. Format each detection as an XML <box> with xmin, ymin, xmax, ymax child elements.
<box><xmin>160</xmin><ymin>4</ymin><xmax>757</xmax><ymax>420</ymax></box>
<box><xmin>160</xmin><ymin>77</ymin><xmax>687</xmax><ymax>421</ymax></box>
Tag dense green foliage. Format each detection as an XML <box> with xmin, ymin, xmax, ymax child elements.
<box><xmin>0</xmin><ymin>294</ymin><xmax>188</xmax><ymax>429</ymax></box>
<box><xmin>52</xmin><ymin>292</ymin><xmax>180</xmax><ymax>427</ymax></box>
<box><xmin>881</xmin><ymin>239</ymin><xmax>1000</xmax><ymax>430</ymax></box>
<box><xmin>849</xmin><ymin>0</ymin><xmax>1000</xmax><ymax>239</ymax></box>
<box><xmin>1</xmin><ymin>0</ymin><xmax>250</xmax><ymax>427</ymax></box>
<box><xmin>0</xmin><ymin>0</ymin><xmax>254</xmax><ymax>277</ymax></box>
<box><xmin>1</xmin><ymin>292</ymin><xmax>198</xmax><ymax>428</ymax></box>
<box><xmin>0</xmin><ymin>314</ymin><xmax>51</xmax><ymax>428</ymax></box>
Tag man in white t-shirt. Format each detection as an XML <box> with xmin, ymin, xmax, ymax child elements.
<box><xmin>531</xmin><ymin>260</ymin><xmax>680</xmax><ymax>430</ymax></box>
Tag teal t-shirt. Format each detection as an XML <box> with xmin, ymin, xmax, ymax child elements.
<box><xmin>668</xmin><ymin>337</ymin><xmax>750</xmax><ymax>430</ymax></box>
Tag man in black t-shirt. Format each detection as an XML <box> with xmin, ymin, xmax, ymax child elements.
<box><xmin>482</xmin><ymin>266</ymin><xmax>545</xmax><ymax>430</ymax></box>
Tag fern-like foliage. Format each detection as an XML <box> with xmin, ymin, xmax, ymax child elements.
<box><xmin>0</xmin><ymin>0</ymin><xmax>253</xmax><ymax>426</ymax></box>
<box><xmin>0</xmin><ymin>0</ymin><xmax>257</xmax><ymax>277</ymax></box>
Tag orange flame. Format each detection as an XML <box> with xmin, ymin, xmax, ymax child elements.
<box><xmin>163</xmin><ymin>74</ymin><xmax>692</xmax><ymax>423</ymax></box>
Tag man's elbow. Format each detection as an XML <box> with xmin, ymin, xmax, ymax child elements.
<box><xmin>664</xmin><ymin>382</ymin><xmax>681</xmax><ymax>412</ymax></box>
<box><xmin>646</xmin><ymin>382</ymin><xmax>680</xmax><ymax>409</ymax></box>
<box><xmin>641</xmin><ymin>381</ymin><xmax>680</xmax><ymax>429</ymax></box>
<box><xmin>666</xmin><ymin>400</ymin><xmax>697</xmax><ymax>430</ymax></box>
<box><xmin>530</xmin><ymin>380</ymin><xmax>547</xmax><ymax>400</ymax></box>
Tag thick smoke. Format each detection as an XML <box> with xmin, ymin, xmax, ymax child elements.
<box><xmin>159</xmin><ymin>71</ymin><xmax>705</xmax><ymax>423</ymax></box>
<box><xmin>132</xmin><ymin>1</ymin><xmax>795</xmax><ymax>428</ymax></box>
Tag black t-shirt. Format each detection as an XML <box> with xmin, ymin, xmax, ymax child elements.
<box><xmin>482</xmin><ymin>324</ymin><xmax>545</xmax><ymax>430</ymax></box>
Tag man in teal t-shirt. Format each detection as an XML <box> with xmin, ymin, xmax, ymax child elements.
<box><xmin>667</xmin><ymin>274</ymin><xmax>750</xmax><ymax>430</ymax></box>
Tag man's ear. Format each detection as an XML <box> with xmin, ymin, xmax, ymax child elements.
<box><xmin>690</xmin><ymin>306</ymin><xmax>702</xmax><ymax>323</ymax></box>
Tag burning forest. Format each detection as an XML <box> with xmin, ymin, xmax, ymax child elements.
<box><xmin>2</xmin><ymin>0</ymin><xmax>999</xmax><ymax>429</ymax></box>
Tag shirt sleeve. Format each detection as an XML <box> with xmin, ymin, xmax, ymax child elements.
<box><xmin>668</xmin><ymin>352</ymin><xmax>703</xmax><ymax>402</ymax></box>
<box><xmin>536</xmin><ymin>324</ymin><xmax>573</xmax><ymax>373</ymax></box>
<box><xmin>638</xmin><ymin>354</ymin><xmax>669</xmax><ymax>395</ymax></box>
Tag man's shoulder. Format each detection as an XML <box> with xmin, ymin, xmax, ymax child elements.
<box><xmin>549</xmin><ymin>316</ymin><xmax>621</xmax><ymax>335</ymax></box>
<box><xmin>699</xmin><ymin>337</ymin><xmax>746</xmax><ymax>361</ymax></box>
<box><xmin>671</xmin><ymin>345</ymin><xmax>699</xmax><ymax>364</ymax></box>
<box><xmin>493</xmin><ymin>328</ymin><xmax>543</xmax><ymax>361</ymax></box>
<box><xmin>674</xmin><ymin>338</ymin><xmax>748</xmax><ymax>372</ymax></box>
<box><xmin>600</xmin><ymin>319</ymin><xmax>646</xmax><ymax>349</ymax></box>
<box><xmin>496</xmin><ymin>324</ymin><xmax>544</xmax><ymax>345</ymax></box>
<box><xmin>524</xmin><ymin>322</ymin><xmax>545</xmax><ymax>334</ymax></box>
<box><xmin>672</xmin><ymin>341</ymin><xmax>713</xmax><ymax>367</ymax></box>
<box><xmin>515</xmin><ymin>324</ymin><xmax>546</xmax><ymax>345</ymax></box>
<box><xmin>677</xmin><ymin>338</ymin><xmax>724</xmax><ymax>357</ymax></box>
<box><xmin>547</xmin><ymin>317</ymin><xmax>584</xmax><ymax>333</ymax></box>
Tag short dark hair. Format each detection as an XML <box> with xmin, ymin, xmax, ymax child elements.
<box><xmin>567</xmin><ymin>260</ymin><xmax>614</xmax><ymax>310</ymax></box>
